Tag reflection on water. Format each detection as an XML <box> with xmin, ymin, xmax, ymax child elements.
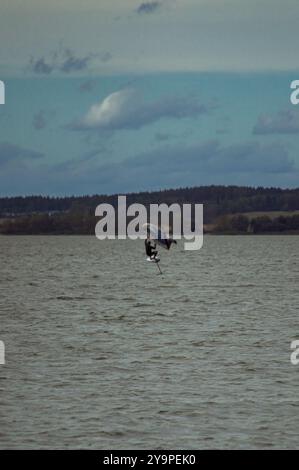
<box><xmin>1</xmin><ymin>235</ymin><xmax>299</xmax><ymax>449</ymax></box>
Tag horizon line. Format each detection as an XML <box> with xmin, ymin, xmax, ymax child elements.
<box><xmin>1</xmin><ymin>184</ymin><xmax>299</xmax><ymax>200</ymax></box>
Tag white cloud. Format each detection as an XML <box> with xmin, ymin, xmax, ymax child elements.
<box><xmin>81</xmin><ymin>89</ymin><xmax>135</xmax><ymax>129</ymax></box>
<box><xmin>72</xmin><ymin>88</ymin><xmax>210</xmax><ymax>131</ymax></box>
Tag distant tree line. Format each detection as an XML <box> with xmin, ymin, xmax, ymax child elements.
<box><xmin>0</xmin><ymin>185</ymin><xmax>299</xmax><ymax>234</ymax></box>
<box><xmin>215</xmin><ymin>214</ymin><xmax>299</xmax><ymax>234</ymax></box>
<box><xmin>0</xmin><ymin>212</ymin><xmax>95</xmax><ymax>235</ymax></box>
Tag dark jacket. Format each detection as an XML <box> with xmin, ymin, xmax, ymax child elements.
<box><xmin>145</xmin><ymin>239</ymin><xmax>156</xmax><ymax>256</ymax></box>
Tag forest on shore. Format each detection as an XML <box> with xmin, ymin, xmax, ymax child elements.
<box><xmin>0</xmin><ymin>185</ymin><xmax>299</xmax><ymax>235</ymax></box>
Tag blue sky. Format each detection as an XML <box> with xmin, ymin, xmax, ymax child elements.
<box><xmin>0</xmin><ymin>0</ymin><xmax>299</xmax><ymax>195</ymax></box>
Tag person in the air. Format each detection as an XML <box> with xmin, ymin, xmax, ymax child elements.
<box><xmin>145</xmin><ymin>237</ymin><xmax>158</xmax><ymax>259</ymax></box>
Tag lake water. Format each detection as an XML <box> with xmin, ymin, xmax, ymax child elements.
<box><xmin>0</xmin><ymin>235</ymin><xmax>299</xmax><ymax>449</ymax></box>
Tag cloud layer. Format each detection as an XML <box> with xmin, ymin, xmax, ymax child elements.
<box><xmin>121</xmin><ymin>140</ymin><xmax>294</xmax><ymax>177</ymax></box>
<box><xmin>136</xmin><ymin>2</ymin><xmax>161</xmax><ymax>15</ymax></box>
<box><xmin>28</xmin><ymin>46</ymin><xmax>111</xmax><ymax>75</ymax></box>
<box><xmin>85</xmin><ymin>140</ymin><xmax>297</xmax><ymax>193</ymax></box>
<box><xmin>71</xmin><ymin>89</ymin><xmax>210</xmax><ymax>131</ymax></box>
<box><xmin>253</xmin><ymin>110</ymin><xmax>299</xmax><ymax>135</ymax></box>
<box><xmin>0</xmin><ymin>142</ymin><xmax>43</xmax><ymax>167</ymax></box>
<box><xmin>1</xmin><ymin>138</ymin><xmax>296</xmax><ymax>195</ymax></box>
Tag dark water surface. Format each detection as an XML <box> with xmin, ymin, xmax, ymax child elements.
<box><xmin>1</xmin><ymin>235</ymin><xmax>299</xmax><ymax>449</ymax></box>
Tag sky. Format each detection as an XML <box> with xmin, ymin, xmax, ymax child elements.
<box><xmin>0</xmin><ymin>0</ymin><xmax>299</xmax><ymax>195</ymax></box>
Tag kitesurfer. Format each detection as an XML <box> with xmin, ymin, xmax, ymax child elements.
<box><xmin>145</xmin><ymin>237</ymin><xmax>158</xmax><ymax>259</ymax></box>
